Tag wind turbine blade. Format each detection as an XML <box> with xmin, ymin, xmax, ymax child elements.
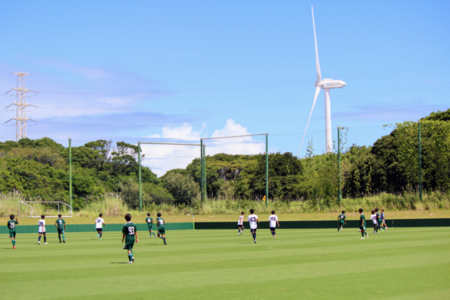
<box><xmin>311</xmin><ymin>6</ymin><xmax>322</xmax><ymax>82</ymax></box>
<box><xmin>298</xmin><ymin>86</ymin><xmax>321</xmax><ymax>156</ymax></box>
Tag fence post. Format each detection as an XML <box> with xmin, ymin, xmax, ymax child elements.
<box><xmin>138</xmin><ymin>142</ymin><xmax>142</xmax><ymax>212</ymax></box>
<box><xmin>69</xmin><ymin>138</ymin><xmax>73</xmax><ymax>208</ymax></box>
<box><xmin>338</xmin><ymin>127</ymin><xmax>342</xmax><ymax>203</ymax></box>
<box><xmin>265</xmin><ymin>133</ymin><xmax>269</xmax><ymax>207</ymax></box>
<box><xmin>418</xmin><ymin>123</ymin><xmax>422</xmax><ymax>201</ymax></box>
<box><xmin>203</xmin><ymin>145</ymin><xmax>207</xmax><ymax>200</ymax></box>
<box><xmin>200</xmin><ymin>139</ymin><xmax>204</xmax><ymax>205</ymax></box>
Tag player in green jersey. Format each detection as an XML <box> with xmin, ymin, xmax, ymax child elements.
<box><xmin>156</xmin><ymin>212</ymin><xmax>167</xmax><ymax>245</ymax></box>
<box><xmin>55</xmin><ymin>214</ymin><xmax>66</xmax><ymax>243</ymax></box>
<box><xmin>122</xmin><ymin>213</ymin><xmax>138</xmax><ymax>264</ymax></box>
<box><xmin>375</xmin><ymin>208</ymin><xmax>386</xmax><ymax>232</ymax></box>
<box><xmin>337</xmin><ymin>210</ymin><xmax>346</xmax><ymax>232</ymax></box>
<box><xmin>145</xmin><ymin>213</ymin><xmax>156</xmax><ymax>238</ymax></box>
<box><xmin>7</xmin><ymin>215</ymin><xmax>19</xmax><ymax>249</ymax></box>
<box><xmin>359</xmin><ymin>208</ymin><xmax>369</xmax><ymax>239</ymax></box>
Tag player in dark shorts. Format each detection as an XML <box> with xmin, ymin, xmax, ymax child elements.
<box><xmin>55</xmin><ymin>214</ymin><xmax>66</xmax><ymax>243</ymax></box>
<box><xmin>7</xmin><ymin>215</ymin><xmax>19</xmax><ymax>249</ymax></box>
<box><xmin>337</xmin><ymin>211</ymin><xmax>346</xmax><ymax>232</ymax></box>
<box><xmin>237</xmin><ymin>212</ymin><xmax>245</xmax><ymax>235</ymax></box>
<box><xmin>268</xmin><ymin>210</ymin><xmax>280</xmax><ymax>239</ymax></box>
<box><xmin>156</xmin><ymin>212</ymin><xmax>167</xmax><ymax>245</ymax></box>
<box><xmin>145</xmin><ymin>213</ymin><xmax>156</xmax><ymax>238</ymax></box>
<box><xmin>375</xmin><ymin>208</ymin><xmax>386</xmax><ymax>232</ymax></box>
<box><xmin>122</xmin><ymin>213</ymin><xmax>138</xmax><ymax>264</ymax></box>
<box><xmin>95</xmin><ymin>213</ymin><xmax>105</xmax><ymax>239</ymax></box>
<box><xmin>359</xmin><ymin>208</ymin><xmax>368</xmax><ymax>240</ymax></box>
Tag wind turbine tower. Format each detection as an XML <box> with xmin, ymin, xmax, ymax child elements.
<box><xmin>298</xmin><ymin>7</ymin><xmax>346</xmax><ymax>155</ymax></box>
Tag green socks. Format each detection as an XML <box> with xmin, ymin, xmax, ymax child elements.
<box><xmin>62</xmin><ymin>234</ymin><xmax>65</xmax><ymax>241</ymax></box>
<box><xmin>128</xmin><ymin>253</ymin><xmax>132</xmax><ymax>261</ymax></box>
<box><xmin>12</xmin><ymin>239</ymin><xmax>16</xmax><ymax>246</ymax></box>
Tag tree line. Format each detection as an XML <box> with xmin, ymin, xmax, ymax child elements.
<box><xmin>0</xmin><ymin>109</ymin><xmax>448</xmax><ymax>209</ymax></box>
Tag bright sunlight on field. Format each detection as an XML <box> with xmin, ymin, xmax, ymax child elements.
<box><xmin>1</xmin><ymin>228</ymin><xmax>449</xmax><ymax>300</ymax></box>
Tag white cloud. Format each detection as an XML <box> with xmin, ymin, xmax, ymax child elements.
<box><xmin>141</xmin><ymin>119</ymin><xmax>265</xmax><ymax>177</ymax></box>
<box><xmin>212</xmin><ymin>119</ymin><xmax>251</xmax><ymax>138</ymax></box>
<box><xmin>161</xmin><ymin>123</ymin><xmax>203</xmax><ymax>140</ymax></box>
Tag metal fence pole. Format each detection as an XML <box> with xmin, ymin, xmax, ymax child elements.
<box><xmin>265</xmin><ymin>134</ymin><xmax>269</xmax><ymax>207</ymax></box>
<box><xmin>200</xmin><ymin>139</ymin><xmax>204</xmax><ymax>205</ymax></box>
<box><xmin>203</xmin><ymin>145</ymin><xmax>207</xmax><ymax>200</ymax></box>
<box><xmin>69</xmin><ymin>138</ymin><xmax>73</xmax><ymax>208</ymax></box>
<box><xmin>338</xmin><ymin>127</ymin><xmax>342</xmax><ymax>203</ymax></box>
<box><xmin>418</xmin><ymin>123</ymin><xmax>422</xmax><ymax>201</ymax></box>
<box><xmin>138</xmin><ymin>142</ymin><xmax>142</xmax><ymax>212</ymax></box>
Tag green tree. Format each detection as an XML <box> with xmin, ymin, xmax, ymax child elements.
<box><xmin>162</xmin><ymin>173</ymin><xmax>199</xmax><ymax>204</ymax></box>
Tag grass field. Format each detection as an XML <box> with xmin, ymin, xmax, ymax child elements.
<box><xmin>1</xmin><ymin>228</ymin><xmax>449</xmax><ymax>299</ymax></box>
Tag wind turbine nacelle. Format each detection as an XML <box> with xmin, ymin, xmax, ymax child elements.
<box><xmin>318</xmin><ymin>78</ymin><xmax>346</xmax><ymax>89</ymax></box>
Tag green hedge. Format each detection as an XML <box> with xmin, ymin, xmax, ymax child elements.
<box><xmin>194</xmin><ymin>218</ymin><xmax>450</xmax><ymax>229</ymax></box>
<box><xmin>0</xmin><ymin>222</ymin><xmax>193</xmax><ymax>234</ymax></box>
<box><xmin>2</xmin><ymin>219</ymin><xmax>449</xmax><ymax>234</ymax></box>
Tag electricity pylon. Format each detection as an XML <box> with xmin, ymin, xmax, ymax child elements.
<box><xmin>5</xmin><ymin>72</ymin><xmax>36</xmax><ymax>141</ymax></box>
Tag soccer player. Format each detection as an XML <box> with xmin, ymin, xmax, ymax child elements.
<box><xmin>38</xmin><ymin>215</ymin><xmax>47</xmax><ymax>245</ymax></box>
<box><xmin>375</xmin><ymin>208</ymin><xmax>386</xmax><ymax>232</ymax></box>
<box><xmin>156</xmin><ymin>212</ymin><xmax>167</xmax><ymax>245</ymax></box>
<box><xmin>121</xmin><ymin>213</ymin><xmax>138</xmax><ymax>264</ymax></box>
<box><xmin>95</xmin><ymin>213</ymin><xmax>105</xmax><ymax>239</ymax></box>
<box><xmin>268</xmin><ymin>210</ymin><xmax>280</xmax><ymax>239</ymax></box>
<box><xmin>337</xmin><ymin>210</ymin><xmax>346</xmax><ymax>232</ymax></box>
<box><xmin>248</xmin><ymin>208</ymin><xmax>259</xmax><ymax>243</ymax></box>
<box><xmin>359</xmin><ymin>208</ymin><xmax>368</xmax><ymax>239</ymax></box>
<box><xmin>381</xmin><ymin>209</ymin><xmax>388</xmax><ymax>231</ymax></box>
<box><xmin>7</xmin><ymin>215</ymin><xmax>18</xmax><ymax>249</ymax></box>
<box><xmin>370</xmin><ymin>210</ymin><xmax>378</xmax><ymax>234</ymax></box>
<box><xmin>237</xmin><ymin>212</ymin><xmax>244</xmax><ymax>235</ymax></box>
<box><xmin>145</xmin><ymin>213</ymin><xmax>156</xmax><ymax>238</ymax></box>
<box><xmin>55</xmin><ymin>214</ymin><xmax>66</xmax><ymax>243</ymax></box>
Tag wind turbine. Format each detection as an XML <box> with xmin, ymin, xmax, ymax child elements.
<box><xmin>298</xmin><ymin>6</ymin><xmax>346</xmax><ymax>155</ymax></box>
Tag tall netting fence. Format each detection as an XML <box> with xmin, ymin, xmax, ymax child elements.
<box><xmin>0</xmin><ymin>119</ymin><xmax>449</xmax><ymax>216</ymax></box>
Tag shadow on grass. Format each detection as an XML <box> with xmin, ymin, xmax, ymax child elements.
<box><xmin>110</xmin><ymin>262</ymin><xmax>130</xmax><ymax>264</ymax></box>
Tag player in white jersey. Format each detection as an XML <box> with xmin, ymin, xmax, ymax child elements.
<box><xmin>95</xmin><ymin>213</ymin><xmax>105</xmax><ymax>240</ymax></box>
<box><xmin>247</xmin><ymin>209</ymin><xmax>259</xmax><ymax>243</ymax></box>
<box><xmin>268</xmin><ymin>210</ymin><xmax>280</xmax><ymax>239</ymax></box>
<box><xmin>370</xmin><ymin>210</ymin><xmax>378</xmax><ymax>234</ymax></box>
<box><xmin>38</xmin><ymin>215</ymin><xmax>47</xmax><ymax>245</ymax></box>
<box><xmin>237</xmin><ymin>212</ymin><xmax>245</xmax><ymax>235</ymax></box>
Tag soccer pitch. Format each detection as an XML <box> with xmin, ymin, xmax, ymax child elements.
<box><xmin>1</xmin><ymin>228</ymin><xmax>449</xmax><ymax>300</ymax></box>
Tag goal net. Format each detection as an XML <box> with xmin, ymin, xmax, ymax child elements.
<box><xmin>18</xmin><ymin>201</ymin><xmax>73</xmax><ymax>218</ymax></box>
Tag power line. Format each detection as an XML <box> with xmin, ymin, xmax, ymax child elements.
<box><xmin>11</xmin><ymin>60</ymin><xmax>449</xmax><ymax>96</ymax></box>
<box><xmin>25</xmin><ymin>80</ymin><xmax>450</xmax><ymax>114</ymax></box>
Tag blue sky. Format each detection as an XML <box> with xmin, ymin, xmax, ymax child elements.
<box><xmin>1</xmin><ymin>0</ymin><xmax>449</xmax><ymax>175</ymax></box>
